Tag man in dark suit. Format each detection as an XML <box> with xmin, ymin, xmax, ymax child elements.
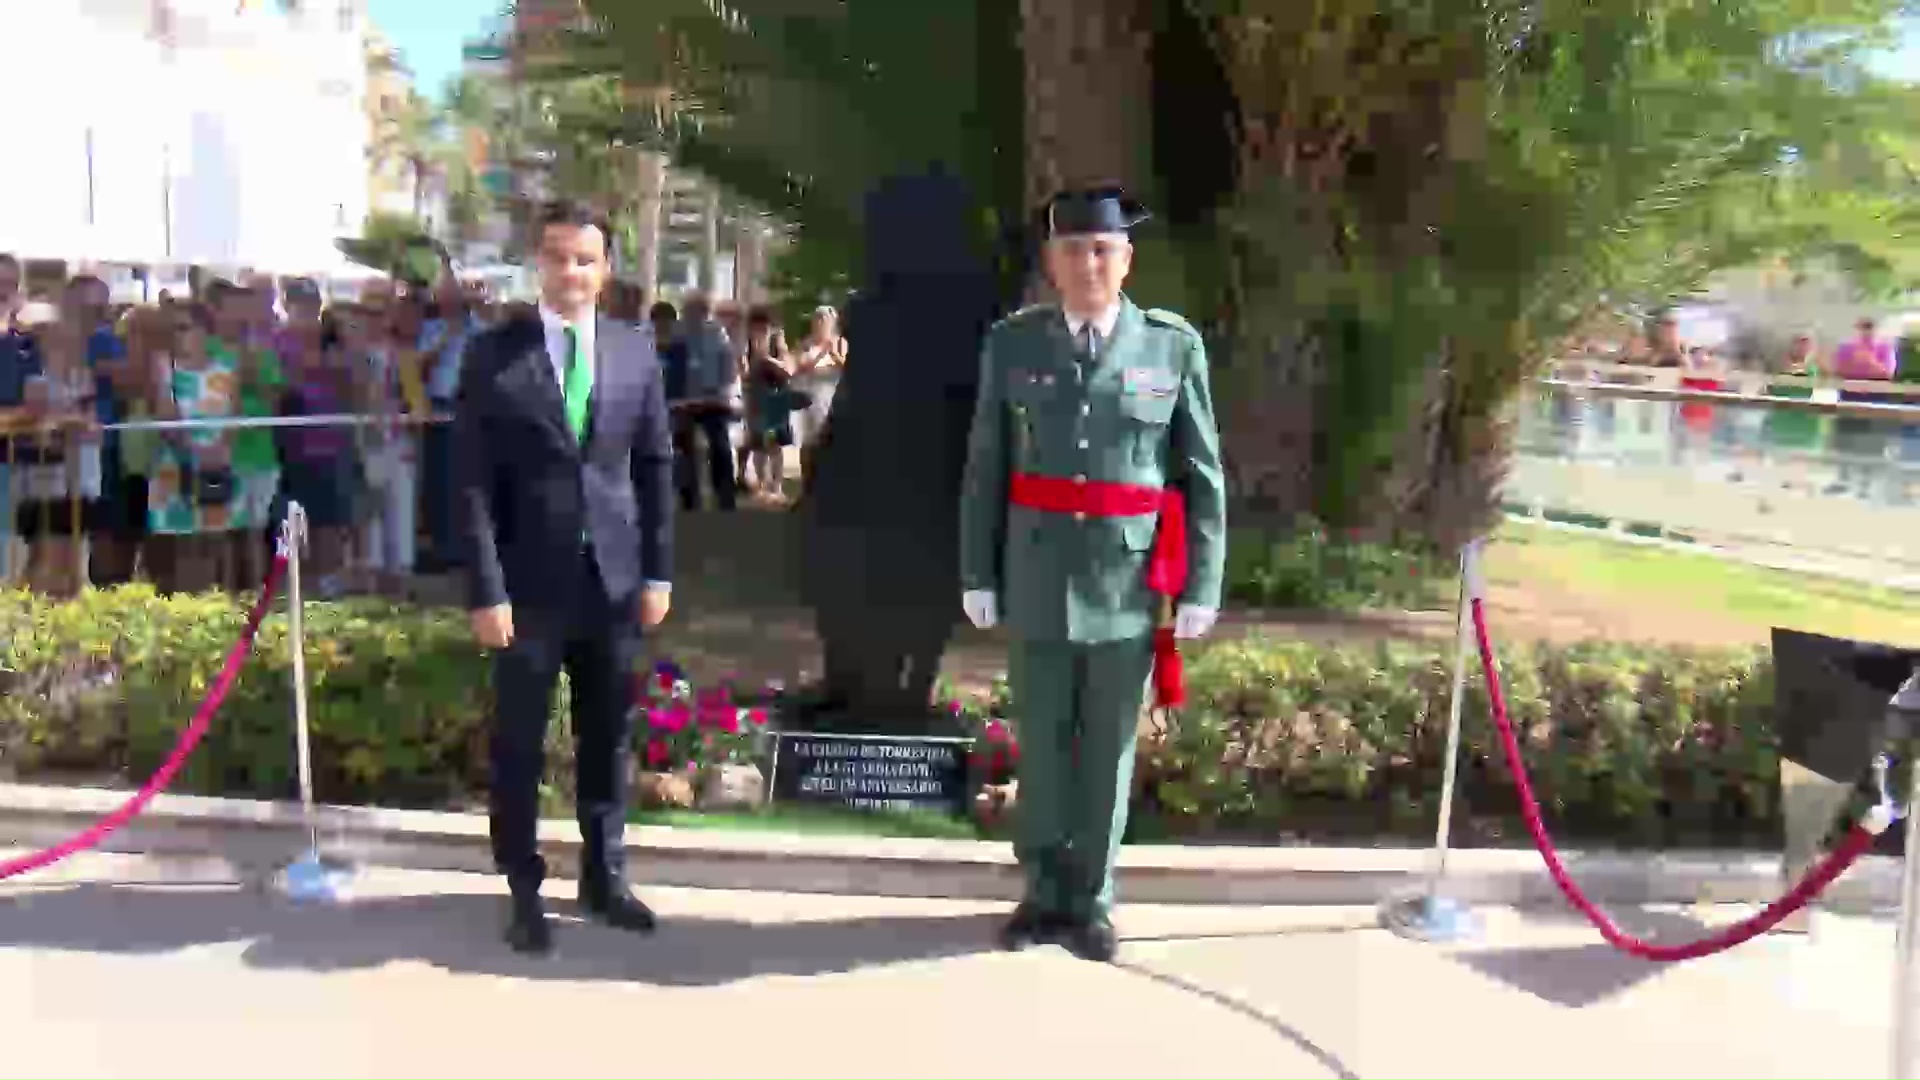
<box><xmin>453</xmin><ymin>201</ymin><xmax>675</xmax><ymax>955</ymax></box>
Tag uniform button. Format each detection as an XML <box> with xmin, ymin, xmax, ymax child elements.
<box><xmin>1081</xmin><ymin>404</ymin><xmax>1090</xmax><ymax>416</ymax></box>
<box><xmin>1074</xmin><ymin>473</ymin><xmax>1086</xmax><ymax>484</ymax></box>
<box><xmin>1078</xmin><ymin>439</ymin><xmax>1089</xmax><ymax>449</ymax></box>
<box><xmin>1074</xmin><ymin>511</ymin><xmax>1087</xmax><ymax>522</ymax></box>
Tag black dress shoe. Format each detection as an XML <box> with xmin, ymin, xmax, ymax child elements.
<box><xmin>504</xmin><ymin>891</ymin><xmax>553</xmax><ymax>955</ymax></box>
<box><xmin>1062</xmin><ymin>915</ymin><xmax>1118</xmax><ymax>963</ymax></box>
<box><xmin>578</xmin><ymin>883</ymin><xmax>658</xmax><ymax>934</ymax></box>
<box><xmin>997</xmin><ymin>902</ymin><xmax>1064</xmax><ymax>951</ymax></box>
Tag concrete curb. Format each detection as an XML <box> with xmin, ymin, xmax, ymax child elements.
<box><xmin>0</xmin><ymin>782</ymin><xmax>1901</xmax><ymax>910</ymax></box>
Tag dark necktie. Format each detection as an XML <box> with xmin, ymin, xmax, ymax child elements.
<box><xmin>1080</xmin><ymin>322</ymin><xmax>1099</xmax><ymax>363</ymax></box>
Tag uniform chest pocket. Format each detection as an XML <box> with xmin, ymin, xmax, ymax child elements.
<box><xmin>1007</xmin><ymin>370</ymin><xmax>1060</xmax><ymax>464</ymax></box>
<box><xmin>1118</xmin><ymin>387</ymin><xmax>1176</xmax><ymax>466</ymax></box>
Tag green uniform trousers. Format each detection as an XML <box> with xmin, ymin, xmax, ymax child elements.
<box><xmin>1009</xmin><ymin>633</ymin><xmax>1156</xmax><ymax>921</ymax></box>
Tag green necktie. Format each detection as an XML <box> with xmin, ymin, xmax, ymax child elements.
<box><xmin>563</xmin><ymin>324</ymin><xmax>594</xmax><ymax>443</ymax></box>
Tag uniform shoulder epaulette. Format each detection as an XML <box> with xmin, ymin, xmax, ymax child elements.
<box><xmin>998</xmin><ymin>302</ymin><xmax>1056</xmax><ymax>327</ymax></box>
<box><xmin>1142</xmin><ymin>307</ymin><xmax>1201</xmax><ymax>339</ymax></box>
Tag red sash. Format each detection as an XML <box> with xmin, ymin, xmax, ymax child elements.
<box><xmin>1007</xmin><ymin>473</ymin><xmax>1189</xmax><ymax>707</ymax></box>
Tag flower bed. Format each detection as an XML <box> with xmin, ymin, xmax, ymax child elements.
<box><xmin>0</xmin><ymin>585</ymin><xmax>1790</xmax><ymax>848</ymax></box>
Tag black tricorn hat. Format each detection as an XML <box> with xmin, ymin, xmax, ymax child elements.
<box><xmin>1044</xmin><ymin>187</ymin><xmax>1151</xmax><ymax>238</ymax></box>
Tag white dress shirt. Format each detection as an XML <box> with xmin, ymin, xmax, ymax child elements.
<box><xmin>1063</xmin><ymin>303</ymin><xmax>1121</xmax><ymax>345</ymax></box>
<box><xmin>538</xmin><ymin>304</ymin><xmax>594</xmax><ymax>389</ymax></box>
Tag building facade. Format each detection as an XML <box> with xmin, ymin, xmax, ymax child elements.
<box><xmin>0</xmin><ymin>0</ymin><xmax>370</xmax><ymax>278</ymax></box>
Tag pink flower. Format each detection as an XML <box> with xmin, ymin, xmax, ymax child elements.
<box><xmin>945</xmin><ymin>700</ymin><xmax>963</xmax><ymax>716</ymax></box>
<box><xmin>985</xmin><ymin>720</ymin><xmax>1009</xmax><ymax>744</ymax></box>
<box><xmin>748</xmin><ymin>708</ymin><xmax>768</xmax><ymax>727</ymax></box>
<box><xmin>656</xmin><ymin>672</ymin><xmax>674</xmax><ymax>691</ymax></box>
<box><xmin>718</xmin><ymin>711</ymin><xmax>741</xmax><ymax>734</ymax></box>
<box><xmin>686</xmin><ymin>761</ymin><xmax>699</xmax><ymax>774</ymax></box>
<box><xmin>649</xmin><ymin>703</ymin><xmax>690</xmax><ymax>732</ymax></box>
<box><xmin>645</xmin><ymin>741</ymin><xmax>670</xmax><ymax>769</ymax></box>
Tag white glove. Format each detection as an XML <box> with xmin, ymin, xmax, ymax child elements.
<box><xmin>962</xmin><ymin>589</ymin><xmax>998</xmax><ymax>629</ymax></box>
<box><xmin>1173</xmin><ymin>604</ymin><xmax>1217</xmax><ymax>640</ymax></box>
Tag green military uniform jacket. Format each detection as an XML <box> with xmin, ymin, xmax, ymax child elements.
<box><xmin>958</xmin><ymin>295</ymin><xmax>1226</xmax><ymax>644</ymax></box>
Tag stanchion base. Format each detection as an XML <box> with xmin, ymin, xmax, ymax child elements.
<box><xmin>274</xmin><ymin>851</ymin><xmax>353</xmax><ymax>905</ymax></box>
<box><xmin>1379</xmin><ymin>893</ymin><xmax>1483</xmax><ymax>944</ymax></box>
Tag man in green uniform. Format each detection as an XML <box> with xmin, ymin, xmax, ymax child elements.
<box><xmin>958</xmin><ymin>188</ymin><xmax>1227</xmax><ymax>963</ymax></box>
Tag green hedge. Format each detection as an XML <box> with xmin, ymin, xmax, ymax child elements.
<box><xmin>1134</xmin><ymin>637</ymin><xmax>1779</xmax><ymax>846</ymax></box>
<box><xmin>0</xmin><ymin>585</ymin><xmax>1785</xmax><ymax>847</ymax></box>
<box><xmin>1224</xmin><ymin>521</ymin><xmax>1452</xmax><ymax>612</ymax></box>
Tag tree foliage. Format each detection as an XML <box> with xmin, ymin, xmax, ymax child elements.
<box><xmin>531</xmin><ymin>0</ymin><xmax>1920</xmax><ymax>540</ymax></box>
<box><xmin>564</xmin><ymin>0</ymin><xmax>1027</xmax><ymax>292</ymax></box>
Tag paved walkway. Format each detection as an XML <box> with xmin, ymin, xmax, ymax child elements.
<box><xmin>0</xmin><ymin>850</ymin><xmax>1900</xmax><ymax>1078</ymax></box>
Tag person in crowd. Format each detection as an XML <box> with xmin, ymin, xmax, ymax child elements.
<box><xmin>12</xmin><ymin>299</ymin><xmax>99</xmax><ymax>597</ymax></box>
<box><xmin>360</xmin><ymin>294</ymin><xmax>427</xmax><ymax>592</ymax></box>
<box><xmin>418</xmin><ymin>276</ymin><xmax>479</xmax><ymax>574</ymax></box>
<box><xmin>673</xmin><ymin>292</ymin><xmax>739</xmax><ymax>511</ymax></box>
<box><xmin>0</xmin><ymin>255</ymin><xmax>35</xmax><ymax>581</ymax></box>
<box><xmin>452</xmin><ymin>200</ymin><xmax>675</xmax><ymax>955</ymax></box>
<box><xmin>1647</xmin><ymin>315</ymin><xmax>1686</xmax><ymax>368</ymax></box>
<box><xmin>1784</xmin><ymin>333</ymin><xmax>1820</xmax><ymax>376</ymax></box>
<box><xmin>110</xmin><ymin>306</ymin><xmax>177</xmax><ymax>583</ymax></box>
<box><xmin>148</xmin><ymin>300</ymin><xmax>244</xmax><ymax>594</ymax></box>
<box><xmin>1832</xmin><ymin>317</ymin><xmax>1902</xmax><ymax>498</ymax></box>
<box><xmin>65</xmin><ymin>274</ymin><xmax>145</xmax><ymax>587</ymax></box>
<box><xmin>651</xmin><ymin>300</ymin><xmax>686</xmax><ymax>403</ymax></box>
<box><xmin>1834</xmin><ymin>317</ymin><xmax>1899</xmax><ymax>381</ymax></box>
<box><xmin>0</xmin><ymin>253</ymin><xmax>21</xmax><ymax>330</ymax></box>
<box><xmin>790</xmin><ymin>304</ymin><xmax>847</xmax><ymax>473</ymax></box>
<box><xmin>208</xmin><ymin>282</ymin><xmax>285</xmax><ymax>591</ymax></box>
<box><xmin>739</xmin><ymin>307</ymin><xmax>795</xmax><ymax>501</ymax></box>
<box><xmin>278</xmin><ymin>297</ymin><xmax>363</xmax><ymax>598</ymax></box>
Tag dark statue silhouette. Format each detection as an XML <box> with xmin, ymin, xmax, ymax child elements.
<box><xmin>798</xmin><ymin>171</ymin><xmax>1006</xmax><ymax>734</ymax></box>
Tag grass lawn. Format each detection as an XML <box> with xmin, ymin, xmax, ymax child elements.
<box><xmin>1484</xmin><ymin>523</ymin><xmax>1920</xmax><ymax>648</ymax></box>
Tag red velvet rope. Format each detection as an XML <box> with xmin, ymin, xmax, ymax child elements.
<box><xmin>0</xmin><ymin>553</ymin><xmax>288</xmax><ymax>881</ymax></box>
<box><xmin>1470</xmin><ymin>595</ymin><xmax>1882</xmax><ymax>961</ymax></box>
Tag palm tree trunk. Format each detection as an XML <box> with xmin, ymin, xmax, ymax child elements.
<box><xmin>633</xmin><ymin>151</ymin><xmax>667</xmax><ymax>305</ymax></box>
<box><xmin>700</xmin><ymin>187</ymin><xmax>721</xmax><ymax>296</ymax></box>
<box><xmin>1017</xmin><ymin>0</ymin><xmax>1155</xmax><ymax>301</ymax></box>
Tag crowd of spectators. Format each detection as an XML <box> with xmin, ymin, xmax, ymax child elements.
<box><xmin>0</xmin><ymin>254</ymin><xmax>849</xmax><ymax>599</ymax></box>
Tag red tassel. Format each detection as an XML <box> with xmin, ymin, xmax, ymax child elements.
<box><xmin>1151</xmin><ymin>626</ymin><xmax>1185</xmax><ymax>709</ymax></box>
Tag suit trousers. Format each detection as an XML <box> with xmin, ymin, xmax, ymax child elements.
<box><xmin>489</xmin><ymin>551</ymin><xmax>641</xmax><ymax>893</ymax></box>
<box><xmin>1008</xmin><ymin>634</ymin><xmax>1156</xmax><ymax>921</ymax></box>
<box><xmin>672</xmin><ymin>408</ymin><xmax>738</xmax><ymax>512</ymax></box>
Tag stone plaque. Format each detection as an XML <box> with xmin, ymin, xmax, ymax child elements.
<box><xmin>769</xmin><ymin>732</ymin><xmax>974</xmax><ymax>816</ymax></box>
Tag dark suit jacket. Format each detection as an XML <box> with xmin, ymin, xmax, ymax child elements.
<box><xmin>453</xmin><ymin>309</ymin><xmax>674</xmax><ymax>615</ymax></box>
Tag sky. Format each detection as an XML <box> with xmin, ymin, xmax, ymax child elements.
<box><xmin>366</xmin><ymin>0</ymin><xmax>505</xmax><ymax>100</ymax></box>
<box><xmin>365</xmin><ymin>4</ymin><xmax>1920</xmax><ymax>104</ymax></box>
<box><xmin>1876</xmin><ymin>16</ymin><xmax>1920</xmax><ymax>81</ymax></box>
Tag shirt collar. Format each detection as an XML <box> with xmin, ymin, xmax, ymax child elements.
<box><xmin>1063</xmin><ymin>302</ymin><xmax>1121</xmax><ymax>340</ymax></box>
<box><xmin>539</xmin><ymin>303</ymin><xmax>595</xmax><ymax>333</ymax></box>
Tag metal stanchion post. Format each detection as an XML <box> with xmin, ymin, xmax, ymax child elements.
<box><xmin>1379</xmin><ymin>540</ymin><xmax>1485</xmax><ymax>943</ymax></box>
<box><xmin>272</xmin><ymin>502</ymin><xmax>351</xmax><ymax>904</ymax></box>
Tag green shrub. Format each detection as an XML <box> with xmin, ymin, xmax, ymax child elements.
<box><xmin>1128</xmin><ymin>636</ymin><xmax>1781</xmax><ymax>847</ymax></box>
<box><xmin>1225</xmin><ymin>521</ymin><xmax>1451</xmax><ymax>612</ymax></box>
<box><xmin>1</xmin><ymin>586</ymin><xmax>1786</xmax><ymax>848</ymax></box>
